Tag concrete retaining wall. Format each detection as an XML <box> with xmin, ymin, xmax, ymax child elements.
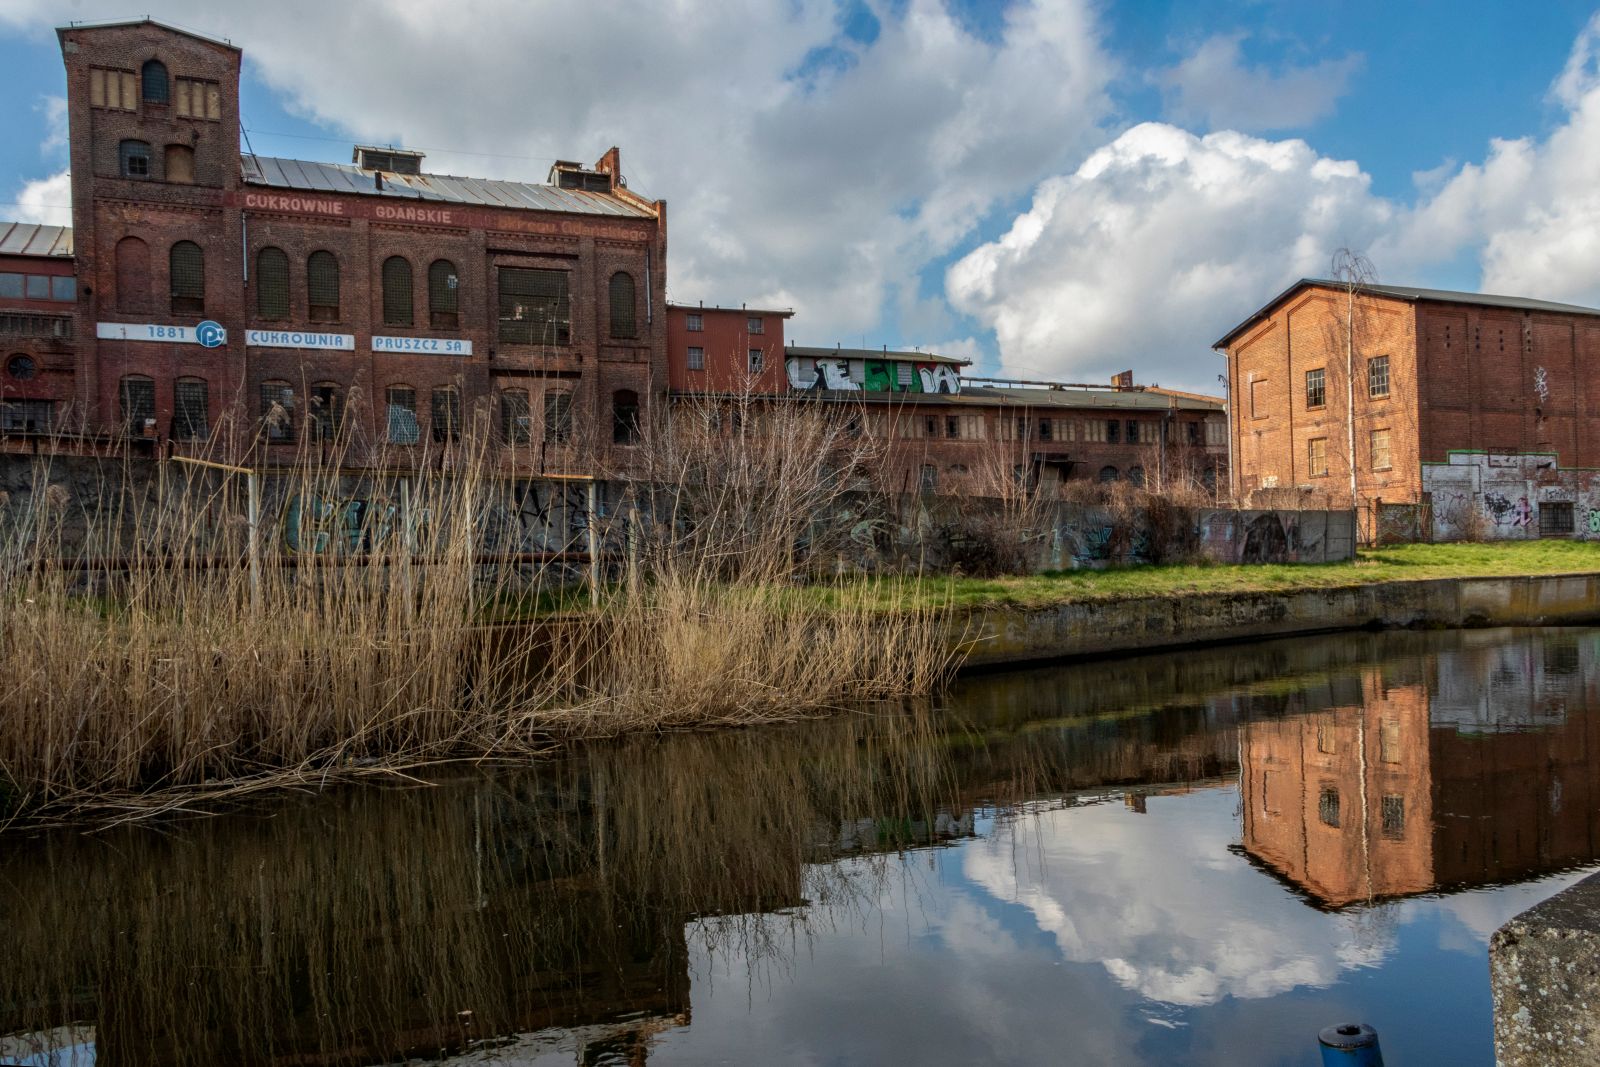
<box><xmin>1491</xmin><ymin>870</ymin><xmax>1600</xmax><ymax>1067</ymax></box>
<box><xmin>956</xmin><ymin>572</ymin><xmax>1600</xmax><ymax>669</ymax></box>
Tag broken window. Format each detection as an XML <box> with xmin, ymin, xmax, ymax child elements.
<box><xmin>172</xmin><ymin>377</ymin><xmax>208</xmax><ymax>440</ymax></box>
<box><xmin>386</xmin><ymin>385</ymin><xmax>418</xmax><ymax>444</ymax></box>
<box><xmin>431</xmin><ymin>387</ymin><xmax>461</xmax><ymax>443</ymax></box>
<box><xmin>429</xmin><ymin>259</ymin><xmax>459</xmax><ymax>329</ymax></box>
<box><xmin>612</xmin><ymin>389</ymin><xmax>640</xmax><ymax>445</ymax></box>
<box><xmin>309</xmin><ymin>383</ymin><xmax>343</xmax><ymax>442</ymax></box>
<box><xmin>260</xmin><ymin>380</ymin><xmax>294</xmax><ymax>442</ymax></box>
<box><xmin>499</xmin><ymin>268</ymin><xmax>569</xmax><ymax>345</ymax></box>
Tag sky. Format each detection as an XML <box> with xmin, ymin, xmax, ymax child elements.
<box><xmin>1</xmin><ymin>0</ymin><xmax>1597</xmax><ymax>394</ymax></box>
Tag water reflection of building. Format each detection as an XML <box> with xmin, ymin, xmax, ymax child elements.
<box><xmin>1240</xmin><ymin>631</ymin><xmax>1600</xmax><ymax>908</ymax></box>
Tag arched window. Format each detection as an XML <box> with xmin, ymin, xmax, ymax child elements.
<box><xmin>429</xmin><ymin>259</ymin><xmax>459</xmax><ymax>329</ymax></box>
<box><xmin>385</xmin><ymin>385</ymin><xmax>418</xmax><ymax>444</ymax></box>
<box><xmin>382</xmin><ymin>256</ymin><xmax>413</xmax><ymax>326</ymax></box>
<box><xmin>256</xmin><ymin>247</ymin><xmax>289</xmax><ymax>319</ymax></box>
<box><xmin>119</xmin><ymin>139</ymin><xmax>152</xmax><ymax>179</ymax></box>
<box><xmin>165</xmin><ymin>144</ymin><xmax>194</xmax><ymax>184</ymax></box>
<box><xmin>172</xmin><ymin>377</ymin><xmax>209</xmax><ymax>440</ymax></box>
<box><xmin>141</xmin><ymin>60</ymin><xmax>169</xmax><ymax>104</ymax></box>
<box><xmin>115</xmin><ymin>237</ymin><xmax>151</xmax><ymax>312</ymax></box>
<box><xmin>501</xmin><ymin>390</ymin><xmax>531</xmax><ymax>443</ymax></box>
<box><xmin>1127</xmin><ymin>465</ymin><xmax>1145</xmax><ymax>488</ymax></box>
<box><xmin>1098</xmin><ymin>465</ymin><xmax>1120</xmax><ymax>483</ymax></box>
<box><xmin>608</xmin><ymin>272</ymin><xmax>636</xmax><ymax>338</ymax></box>
<box><xmin>612</xmin><ymin>389</ymin><xmax>640</xmax><ymax>445</ymax></box>
<box><xmin>431</xmin><ymin>386</ymin><xmax>461</xmax><ymax>443</ymax></box>
<box><xmin>169</xmin><ymin>241</ymin><xmax>204</xmax><ymax>315</ymax></box>
<box><xmin>308</xmin><ymin>383</ymin><xmax>343</xmax><ymax>442</ymax></box>
<box><xmin>260</xmin><ymin>381</ymin><xmax>294</xmax><ymax>442</ymax></box>
<box><xmin>307</xmin><ymin>251</ymin><xmax>340</xmax><ymax>322</ymax></box>
<box><xmin>119</xmin><ymin>375</ymin><xmax>156</xmax><ymax>435</ymax></box>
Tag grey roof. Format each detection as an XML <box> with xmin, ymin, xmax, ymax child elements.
<box><xmin>786</xmin><ymin>345</ymin><xmax>969</xmax><ymax>366</ymax></box>
<box><xmin>242</xmin><ymin>155</ymin><xmax>656</xmax><ymax>218</ymax></box>
<box><xmin>56</xmin><ymin>18</ymin><xmax>240</xmax><ymax>52</ymax></box>
<box><xmin>1214</xmin><ymin>277</ymin><xmax>1600</xmax><ymax>349</ymax></box>
<box><xmin>0</xmin><ymin>221</ymin><xmax>74</xmax><ymax>258</ymax></box>
<box><xmin>960</xmin><ymin>385</ymin><xmax>1222</xmax><ymax>412</ymax></box>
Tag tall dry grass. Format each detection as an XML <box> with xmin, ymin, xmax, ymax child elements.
<box><xmin>0</xmin><ymin>391</ymin><xmax>958</xmax><ymax>822</ymax></box>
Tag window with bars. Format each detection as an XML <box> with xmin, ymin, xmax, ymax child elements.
<box><xmin>1318</xmin><ymin>787</ymin><xmax>1341</xmax><ymax>828</ymax></box>
<box><xmin>120</xmin><ymin>376</ymin><xmax>156</xmax><ymax>435</ymax></box>
<box><xmin>1308</xmin><ymin>437</ymin><xmax>1328</xmax><ymax>477</ymax></box>
<box><xmin>609</xmin><ymin>273</ymin><xmax>636</xmax><ymax>339</ymax></box>
<box><xmin>0</xmin><ymin>399</ymin><xmax>53</xmax><ymax>434</ymax></box>
<box><xmin>169</xmin><ymin>241</ymin><xmax>204</xmax><ymax>316</ymax></box>
<box><xmin>429</xmin><ymin>260</ymin><xmax>459</xmax><ymax>329</ymax></box>
<box><xmin>686</xmin><ymin>346</ymin><xmax>704</xmax><ymax>371</ymax></box>
<box><xmin>501</xmin><ymin>390</ymin><xmax>531</xmax><ymax>443</ymax></box>
<box><xmin>307</xmin><ymin>251</ymin><xmax>340</xmax><ymax>322</ymax></box>
<box><xmin>1381</xmin><ymin>795</ymin><xmax>1405</xmax><ymax>839</ymax></box>
<box><xmin>499</xmin><ymin>268</ymin><xmax>569</xmax><ymax>345</ymax></box>
<box><xmin>90</xmin><ymin>67</ymin><xmax>138</xmax><ymax>110</ymax></box>
<box><xmin>1540</xmin><ymin>501</ymin><xmax>1575</xmax><ymax>537</ymax></box>
<box><xmin>1098</xmin><ymin>465</ymin><xmax>1119</xmax><ymax>483</ymax></box>
<box><xmin>1371</xmin><ymin>428</ymin><xmax>1392</xmax><ymax>471</ymax></box>
<box><xmin>385</xmin><ymin>386</ymin><xmax>418</xmax><ymax>444</ymax></box>
<box><xmin>382</xmin><ymin>256</ymin><xmax>413</xmax><ymax>327</ymax></box>
<box><xmin>141</xmin><ymin>60</ymin><xmax>169</xmax><ymax>104</ymax></box>
<box><xmin>119</xmin><ymin>139</ymin><xmax>152</xmax><ymax>179</ymax></box>
<box><xmin>431</xmin><ymin>387</ymin><xmax>461</xmax><ymax>443</ymax></box>
<box><xmin>175</xmin><ymin>77</ymin><xmax>221</xmax><ymax>120</ymax></box>
<box><xmin>308</xmin><ymin>383</ymin><xmax>343</xmax><ymax>442</ymax></box>
<box><xmin>260</xmin><ymin>381</ymin><xmax>294</xmax><ymax>441</ymax></box>
<box><xmin>613</xmin><ymin>389</ymin><xmax>640</xmax><ymax>445</ymax></box>
<box><xmin>543</xmin><ymin>390</ymin><xmax>573</xmax><ymax>443</ymax></box>
<box><xmin>172</xmin><ymin>378</ymin><xmax>208</xmax><ymax>440</ymax></box>
<box><xmin>1128</xmin><ymin>465</ymin><xmax>1145</xmax><ymax>487</ymax></box>
<box><xmin>1368</xmin><ymin>355</ymin><xmax>1390</xmax><ymax>399</ymax></box>
<box><xmin>256</xmin><ymin>247</ymin><xmax>289</xmax><ymax>319</ymax></box>
<box><xmin>1306</xmin><ymin>367</ymin><xmax>1326</xmax><ymax>408</ymax></box>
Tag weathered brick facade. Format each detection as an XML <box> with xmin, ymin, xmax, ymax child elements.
<box><xmin>36</xmin><ymin>19</ymin><xmax>668</xmax><ymax>475</ymax></box>
<box><xmin>1218</xmin><ymin>279</ymin><xmax>1600</xmax><ymax>535</ymax></box>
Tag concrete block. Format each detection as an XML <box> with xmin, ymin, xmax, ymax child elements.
<box><xmin>1491</xmin><ymin>871</ymin><xmax>1600</xmax><ymax>1066</ymax></box>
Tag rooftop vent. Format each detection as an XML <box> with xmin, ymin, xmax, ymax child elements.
<box><xmin>548</xmin><ymin>160</ymin><xmax>613</xmax><ymax>193</ymax></box>
<box><xmin>354</xmin><ymin>145</ymin><xmax>424</xmax><ymax>175</ymax></box>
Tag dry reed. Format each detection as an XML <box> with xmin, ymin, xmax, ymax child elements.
<box><xmin>0</xmin><ymin>392</ymin><xmax>959</xmax><ymax>823</ymax></box>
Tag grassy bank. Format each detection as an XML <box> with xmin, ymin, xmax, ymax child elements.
<box><xmin>811</xmin><ymin>540</ymin><xmax>1600</xmax><ymax>613</ymax></box>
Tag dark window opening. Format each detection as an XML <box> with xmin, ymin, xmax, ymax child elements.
<box><xmin>543</xmin><ymin>391</ymin><xmax>572</xmax><ymax>443</ymax></box>
<box><xmin>6</xmin><ymin>354</ymin><xmax>36</xmax><ymax>380</ymax></box>
<box><xmin>382</xmin><ymin>256</ymin><xmax>413</xmax><ymax>327</ymax></box>
<box><xmin>1319</xmin><ymin>787</ymin><xmax>1341</xmax><ymax>828</ymax></box>
<box><xmin>141</xmin><ymin>59</ymin><xmax>169</xmax><ymax>103</ymax></box>
<box><xmin>1540</xmin><ymin>501</ymin><xmax>1575</xmax><ymax>537</ymax></box>
<box><xmin>609</xmin><ymin>273</ymin><xmax>636</xmax><ymax>339</ymax></box>
<box><xmin>172</xmin><ymin>378</ymin><xmax>208</xmax><ymax>440</ymax></box>
<box><xmin>1187</xmin><ymin>421</ymin><xmax>1201</xmax><ymax>446</ymax></box>
<box><xmin>920</xmin><ymin>464</ymin><xmax>937</xmax><ymax>491</ymax></box>
<box><xmin>169</xmin><ymin>241</ymin><xmax>205</xmax><ymax>316</ymax></box>
<box><xmin>260</xmin><ymin>381</ymin><xmax>294</xmax><ymax>442</ymax></box>
<box><xmin>0</xmin><ymin>399</ymin><xmax>53</xmax><ymax>434</ymax></box>
<box><xmin>119</xmin><ymin>139</ymin><xmax>152</xmax><ymax>179</ymax></box>
<box><xmin>120</xmin><ymin>376</ymin><xmax>156</xmax><ymax>436</ymax></box>
<box><xmin>308</xmin><ymin>251</ymin><xmax>340</xmax><ymax>322</ymax></box>
<box><xmin>309</xmin><ymin>384</ymin><xmax>343</xmax><ymax>442</ymax></box>
<box><xmin>1128</xmin><ymin>465</ymin><xmax>1145</xmax><ymax>488</ymax></box>
<box><xmin>501</xmin><ymin>390</ymin><xmax>531</xmax><ymax>443</ymax></box>
<box><xmin>1381</xmin><ymin>795</ymin><xmax>1405</xmax><ymax>840</ymax></box>
<box><xmin>429</xmin><ymin>259</ymin><xmax>459</xmax><ymax>329</ymax></box>
<box><xmin>386</xmin><ymin>385</ymin><xmax>418</xmax><ymax>444</ymax></box>
<box><xmin>256</xmin><ymin>247</ymin><xmax>289</xmax><ymax>319</ymax></box>
<box><xmin>431</xmin><ymin>387</ymin><xmax>461</xmax><ymax>443</ymax></box>
<box><xmin>499</xmin><ymin>268</ymin><xmax>570</xmax><ymax>345</ymax></box>
<box><xmin>1106</xmin><ymin>419</ymin><xmax>1120</xmax><ymax>444</ymax></box>
<box><xmin>1098</xmin><ymin>465</ymin><xmax>1119</xmax><ymax>483</ymax></box>
<box><xmin>613</xmin><ymin>389</ymin><xmax>640</xmax><ymax>445</ymax></box>
<box><xmin>946</xmin><ymin>416</ymin><xmax>960</xmax><ymax>439</ymax></box>
<box><xmin>1038</xmin><ymin>419</ymin><xmax>1052</xmax><ymax>442</ymax></box>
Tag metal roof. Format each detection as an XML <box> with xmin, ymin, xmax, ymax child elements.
<box><xmin>786</xmin><ymin>345</ymin><xmax>969</xmax><ymax>366</ymax></box>
<box><xmin>960</xmin><ymin>385</ymin><xmax>1222</xmax><ymax>411</ymax></box>
<box><xmin>1213</xmin><ymin>278</ymin><xmax>1600</xmax><ymax>350</ymax></box>
<box><xmin>0</xmin><ymin>222</ymin><xmax>74</xmax><ymax>258</ymax></box>
<box><xmin>242</xmin><ymin>155</ymin><xmax>656</xmax><ymax>218</ymax></box>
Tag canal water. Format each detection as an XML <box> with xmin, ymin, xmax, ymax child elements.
<box><xmin>3</xmin><ymin>627</ymin><xmax>1598</xmax><ymax>1066</ymax></box>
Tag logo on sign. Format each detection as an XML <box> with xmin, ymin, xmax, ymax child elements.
<box><xmin>196</xmin><ymin>320</ymin><xmax>227</xmax><ymax>348</ymax></box>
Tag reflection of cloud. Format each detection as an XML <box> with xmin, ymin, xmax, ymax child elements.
<box><xmin>962</xmin><ymin>791</ymin><xmax>1398</xmax><ymax>1007</ymax></box>
<box><xmin>1414</xmin><ymin>869</ymin><xmax>1600</xmax><ymax>950</ymax></box>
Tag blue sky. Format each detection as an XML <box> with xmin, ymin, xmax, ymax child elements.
<box><xmin>2</xmin><ymin>1</ymin><xmax>1598</xmax><ymax>392</ymax></box>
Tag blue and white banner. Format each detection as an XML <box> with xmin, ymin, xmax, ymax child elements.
<box><xmin>372</xmin><ymin>335</ymin><xmax>472</xmax><ymax>356</ymax></box>
<box><xmin>246</xmin><ymin>329</ymin><xmax>356</xmax><ymax>351</ymax></box>
<box><xmin>98</xmin><ymin>321</ymin><xmax>229</xmax><ymax>347</ymax></box>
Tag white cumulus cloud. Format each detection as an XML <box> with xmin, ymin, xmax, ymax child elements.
<box><xmin>1156</xmin><ymin>34</ymin><xmax>1363</xmax><ymax>132</ymax></box>
<box><xmin>14</xmin><ymin>170</ymin><xmax>71</xmax><ymax>226</ymax></box>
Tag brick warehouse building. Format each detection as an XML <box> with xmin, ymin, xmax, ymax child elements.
<box><xmin>20</xmin><ymin>18</ymin><xmax>666</xmax><ymax>474</ymax></box>
<box><xmin>1216</xmin><ymin>279</ymin><xmax>1600</xmax><ymax>540</ymax></box>
<box><xmin>666</xmin><ymin>302</ymin><xmax>1228</xmax><ymax>496</ymax></box>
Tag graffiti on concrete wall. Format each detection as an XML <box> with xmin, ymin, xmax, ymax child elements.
<box><xmin>1424</xmin><ymin>452</ymin><xmax>1600</xmax><ymax>542</ymax></box>
<box><xmin>917</xmin><ymin>363</ymin><xmax>960</xmax><ymax>394</ymax></box>
<box><xmin>786</xmin><ymin>357</ymin><xmax>860</xmax><ymax>391</ymax></box>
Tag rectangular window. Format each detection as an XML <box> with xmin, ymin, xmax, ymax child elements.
<box><xmin>543</xmin><ymin>391</ymin><xmax>572</xmax><ymax>444</ymax></box>
<box><xmin>431</xmin><ymin>388</ymin><xmax>461</xmax><ymax>443</ymax></box>
<box><xmin>498</xmin><ymin>268</ymin><xmax>570</xmax><ymax>345</ymax></box>
<box><xmin>1368</xmin><ymin>355</ymin><xmax>1390</xmax><ymax>399</ymax></box>
<box><xmin>1318</xmin><ymin>787</ymin><xmax>1341</xmax><ymax>828</ymax></box>
<box><xmin>120</xmin><ymin>378</ymin><xmax>156</xmax><ymax>433</ymax></box>
<box><xmin>1370</xmin><ymin>428</ymin><xmax>1392</xmax><ymax>471</ymax></box>
<box><xmin>748</xmin><ymin>348</ymin><xmax>763</xmax><ymax>374</ymax></box>
<box><xmin>962</xmin><ymin>415</ymin><xmax>987</xmax><ymax>440</ymax></box>
<box><xmin>119</xmin><ymin>141</ymin><xmax>151</xmax><ymax>179</ymax></box>
<box><xmin>1106</xmin><ymin>419</ymin><xmax>1119</xmax><ymax>444</ymax></box>
<box><xmin>89</xmin><ymin>68</ymin><xmax>138</xmax><ymax>110</ymax></box>
<box><xmin>1126</xmin><ymin>419</ymin><xmax>1138</xmax><ymax>444</ymax></box>
<box><xmin>1084</xmin><ymin>419</ymin><xmax>1107</xmax><ymax>443</ymax></box>
<box><xmin>685</xmin><ymin>312</ymin><xmax>703</xmax><ymax>332</ymax></box>
<box><xmin>260</xmin><ymin>383</ymin><xmax>294</xmax><ymax>442</ymax></box>
<box><xmin>50</xmin><ymin>277</ymin><xmax>75</xmax><ymax>301</ymax></box>
<box><xmin>172</xmin><ymin>379</ymin><xmax>209</xmax><ymax>441</ymax></box>
<box><xmin>1317</xmin><ymin>721</ymin><xmax>1336</xmax><ymax>754</ymax></box>
<box><xmin>175</xmin><ymin>77</ymin><xmax>222</xmax><ymax>120</ymax></box>
<box><xmin>24</xmin><ymin>276</ymin><xmax>49</xmax><ymax>300</ymax></box>
<box><xmin>1038</xmin><ymin>418</ymin><xmax>1053</xmax><ymax>442</ymax></box>
<box><xmin>309</xmin><ymin>385</ymin><xmax>343</xmax><ymax>441</ymax></box>
<box><xmin>1015</xmin><ymin>417</ymin><xmax>1030</xmax><ymax>441</ymax></box>
<box><xmin>1540</xmin><ymin>501</ymin><xmax>1575</xmax><ymax>537</ymax></box>
<box><xmin>686</xmin><ymin>346</ymin><xmax>704</xmax><ymax>371</ymax></box>
<box><xmin>1380</xmin><ymin>719</ymin><xmax>1401</xmax><ymax>764</ymax></box>
<box><xmin>1139</xmin><ymin>421</ymin><xmax>1160</xmax><ymax>444</ymax></box>
<box><xmin>946</xmin><ymin>416</ymin><xmax>960</xmax><ymax>439</ymax></box>
<box><xmin>385</xmin><ymin>386</ymin><xmax>419</xmax><ymax>444</ymax></box>
<box><xmin>0</xmin><ymin>273</ymin><xmax>20</xmax><ymax>298</ymax></box>
<box><xmin>747</xmin><ymin>316</ymin><xmax>764</xmax><ymax>334</ymax></box>
<box><xmin>0</xmin><ymin>399</ymin><xmax>53</xmax><ymax>433</ymax></box>
<box><xmin>1308</xmin><ymin>437</ymin><xmax>1328</xmax><ymax>477</ymax></box>
<box><xmin>924</xmin><ymin>416</ymin><xmax>937</xmax><ymax>438</ymax></box>
<box><xmin>1305</xmin><ymin>367</ymin><xmax>1326</xmax><ymax>408</ymax></box>
<box><xmin>1381</xmin><ymin>795</ymin><xmax>1405</xmax><ymax>840</ymax></box>
<box><xmin>1206</xmin><ymin>419</ymin><xmax>1227</xmax><ymax>446</ymax></box>
<box><xmin>1250</xmin><ymin>376</ymin><xmax>1268</xmax><ymax>418</ymax></box>
<box><xmin>501</xmin><ymin>391</ymin><xmax>531</xmax><ymax>443</ymax></box>
<box><xmin>919</xmin><ymin>464</ymin><xmax>937</xmax><ymax>491</ymax></box>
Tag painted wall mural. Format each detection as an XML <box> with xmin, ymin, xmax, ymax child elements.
<box><xmin>785</xmin><ymin>356</ymin><xmax>962</xmax><ymax>394</ymax></box>
<box><xmin>786</xmin><ymin>357</ymin><xmax>860</xmax><ymax>391</ymax></box>
<box><xmin>917</xmin><ymin>363</ymin><xmax>960</xmax><ymax>394</ymax></box>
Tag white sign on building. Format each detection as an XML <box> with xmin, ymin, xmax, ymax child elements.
<box><xmin>245</xmin><ymin>329</ymin><xmax>356</xmax><ymax>350</ymax></box>
<box><xmin>371</xmin><ymin>335</ymin><xmax>472</xmax><ymax>356</ymax></box>
<box><xmin>97</xmin><ymin>321</ymin><xmax>229</xmax><ymax>347</ymax></box>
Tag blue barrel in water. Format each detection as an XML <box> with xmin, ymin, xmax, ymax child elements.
<box><xmin>1318</xmin><ymin>1023</ymin><xmax>1384</xmax><ymax>1066</ymax></box>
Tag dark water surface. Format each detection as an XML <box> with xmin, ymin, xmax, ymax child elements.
<box><xmin>5</xmin><ymin>627</ymin><xmax>1600</xmax><ymax>1066</ymax></box>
